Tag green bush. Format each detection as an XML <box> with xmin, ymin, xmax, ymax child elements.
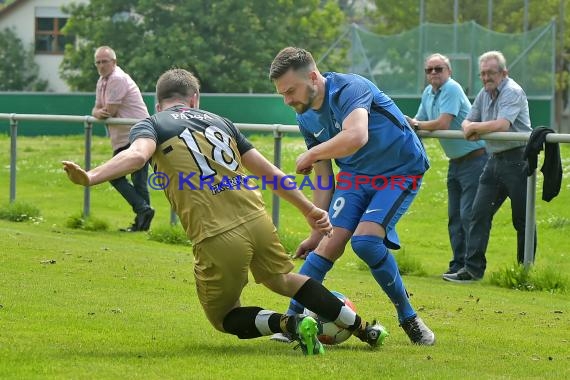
<box><xmin>0</xmin><ymin>201</ymin><xmax>42</xmax><ymax>222</ymax></box>
<box><xmin>65</xmin><ymin>214</ymin><xmax>109</xmax><ymax>231</ymax></box>
<box><xmin>489</xmin><ymin>264</ymin><xmax>568</xmax><ymax>292</ymax></box>
<box><xmin>394</xmin><ymin>249</ymin><xmax>427</xmax><ymax>276</ymax></box>
<box><xmin>148</xmin><ymin>225</ymin><xmax>191</xmax><ymax>246</ymax></box>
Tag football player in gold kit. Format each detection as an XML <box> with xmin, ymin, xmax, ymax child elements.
<box><xmin>63</xmin><ymin>69</ymin><xmax>387</xmax><ymax>355</ymax></box>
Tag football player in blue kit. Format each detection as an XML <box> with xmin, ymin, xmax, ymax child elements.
<box><xmin>269</xmin><ymin>47</ymin><xmax>435</xmax><ymax>345</ymax></box>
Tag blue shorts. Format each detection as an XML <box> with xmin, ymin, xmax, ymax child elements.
<box><xmin>329</xmin><ymin>173</ymin><xmax>423</xmax><ymax>249</ymax></box>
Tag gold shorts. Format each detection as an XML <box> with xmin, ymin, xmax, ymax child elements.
<box><xmin>192</xmin><ymin>214</ymin><xmax>294</xmax><ymax>331</ymax></box>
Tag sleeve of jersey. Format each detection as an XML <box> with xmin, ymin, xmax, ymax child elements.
<box><xmin>222</xmin><ymin>117</ymin><xmax>254</xmax><ymax>155</ymax></box>
<box><xmin>337</xmin><ymin>79</ymin><xmax>373</xmax><ymax>118</ymax></box>
<box><xmin>129</xmin><ymin>118</ymin><xmax>158</xmax><ymax>145</ymax></box>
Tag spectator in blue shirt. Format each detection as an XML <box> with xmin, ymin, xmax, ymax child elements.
<box><xmin>406</xmin><ymin>53</ymin><xmax>488</xmax><ymax>277</ymax></box>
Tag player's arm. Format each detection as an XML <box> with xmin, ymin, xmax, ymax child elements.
<box><xmin>311</xmin><ymin>160</ymin><xmax>335</xmax><ymax>211</ymax></box>
<box><xmin>295</xmin><ymin>108</ymin><xmax>368</xmax><ymax>174</ymax></box>
<box><xmin>63</xmin><ymin>137</ymin><xmax>156</xmax><ymax>186</ymax></box>
<box><xmin>241</xmin><ymin>148</ymin><xmax>332</xmax><ymax>236</ymax></box>
<box><xmin>292</xmin><ymin>160</ymin><xmax>335</xmax><ymax>258</ymax></box>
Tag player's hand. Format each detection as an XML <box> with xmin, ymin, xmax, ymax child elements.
<box><xmin>294</xmin><ymin>234</ymin><xmax>322</xmax><ymax>259</ymax></box>
<box><xmin>295</xmin><ymin>151</ymin><xmax>315</xmax><ymax>175</ymax></box>
<box><xmin>62</xmin><ymin>161</ymin><xmax>90</xmax><ymax>186</ymax></box>
<box><xmin>304</xmin><ymin>205</ymin><xmax>333</xmax><ymax>238</ymax></box>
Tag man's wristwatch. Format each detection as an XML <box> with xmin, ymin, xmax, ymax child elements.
<box><xmin>413</xmin><ymin>122</ymin><xmax>420</xmax><ymax>131</ymax></box>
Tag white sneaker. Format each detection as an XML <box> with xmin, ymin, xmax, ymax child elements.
<box><xmin>269</xmin><ymin>332</ymin><xmax>294</xmax><ymax>344</ymax></box>
<box><xmin>400</xmin><ymin>316</ymin><xmax>435</xmax><ymax>345</ymax></box>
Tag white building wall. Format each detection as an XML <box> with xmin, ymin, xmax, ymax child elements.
<box><xmin>0</xmin><ymin>0</ymin><xmax>87</xmax><ymax>92</ymax></box>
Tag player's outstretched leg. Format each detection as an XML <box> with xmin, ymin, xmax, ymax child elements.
<box><xmin>351</xmin><ymin>235</ymin><xmax>435</xmax><ymax>345</ymax></box>
<box><xmin>291</xmin><ymin>314</ymin><xmax>325</xmax><ymax>355</ymax></box>
<box><xmin>270</xmin><ymin>252</ymin><xmax>334</xmax><ymax>343</ymax></box>
<box><xmin>355</xmin><ymin>320</ymin><xmax>389</xmax><ymax>348</ymax></box>
<box><xmin>400</xmin><ymin>315</ymin><xmax>435</xmax><ymax>345</ymax></box>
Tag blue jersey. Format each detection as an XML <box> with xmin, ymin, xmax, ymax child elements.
<box><xmin>297</xmin><ymin>72</ymin><xmax>429</xmax><ymax>176</ymax></box>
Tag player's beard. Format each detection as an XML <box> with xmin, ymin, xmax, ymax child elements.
<box><xmin>293</xmin><ymin>84</ymin><xmax>318</xmax><ymax>114</ymax></box>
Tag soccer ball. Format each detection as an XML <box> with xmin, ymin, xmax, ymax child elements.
<box><xmin>304</xmin><ymin>291</ymin><xmax>356</xmax><ymax>345</ymax></box>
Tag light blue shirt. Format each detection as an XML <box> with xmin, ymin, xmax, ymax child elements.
<box><xmin>416</xmin><ymin>78</ymin><xmax>485</xmax><ymax>159</ymax></box>
<box><xmin>466</xmin><ymin>77</ymin><xmax>531</xmax><ymax>153</ymax></box>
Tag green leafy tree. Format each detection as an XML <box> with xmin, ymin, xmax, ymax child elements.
<box><xmin>60</xmin><ymin>0</ymin><xmax>345</xmax><ymax>93</ymax></box>
<box><xmin>367</xmin><ymin>0</ymin><xmax>568</xmax><ymax>117</ymax></box>
<box><xmin>0</xmin><ymin>28</ymin><xmax>48</xmax><ymax>91</ymax></box>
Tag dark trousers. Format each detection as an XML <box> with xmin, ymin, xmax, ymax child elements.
<box><xmin>109</xmin><ymin>144</ymin><xmax>150</xmax><ymax>214</ymax></box>
<box><xmin>464</xmin><ymin>147</ymin><xmax>537</xmax><ymax>278</ymax></box>
<box><xmin>447</xmin><ymin>152</ymin><xmax>488</xmax><ymax>272</ymax></box>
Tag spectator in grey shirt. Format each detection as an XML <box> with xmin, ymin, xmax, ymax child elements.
<box><xmin>443</xmin><ymin>50</ymin><xmax>536</xmax><ymax>283</ymax></box>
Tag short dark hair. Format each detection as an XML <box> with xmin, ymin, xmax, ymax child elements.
<box><xmin>269</xmin><ymin>47</ymin><xmax>315</xmax><ymax>80</ymax></box>
<box><xmin>155</xmin><ymin>69</ymin><xmax>200</xmax><ymax>103</ymax></box>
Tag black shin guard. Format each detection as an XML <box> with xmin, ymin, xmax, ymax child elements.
<box><xmin>293</xmin><ymin>278</ymin><xmax>361</xmax><ymax>330</ymax></box>
<box><xmin>222</xmin><ymin>307</ymin><xmax>264</xmax><ymax>339</ymax></box>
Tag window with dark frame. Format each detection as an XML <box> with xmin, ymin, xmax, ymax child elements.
<box><xmin>35</xmin><ymin>17</ymin><xmax>74</xmax><ymax>54</ymax></box>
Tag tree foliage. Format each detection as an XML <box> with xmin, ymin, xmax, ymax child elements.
<box><xmin>0</xmin><ymin>28</ymin><xmax>48</xmax><ymax>91</ymax></box>
<box><xmin>60</xmin><ymin>0</ymin><xmax>345</xmax><ymax>93</ymax></box>
<box><xmin>368</xmin><ymin>0</ymin><xmax>569</xmax><ymax>93</ymax></box>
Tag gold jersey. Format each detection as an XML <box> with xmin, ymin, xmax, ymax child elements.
<box><xmin>130</xmin><ymin>106</ymin><xmax>266</xmax><ymax>243</ymax></box>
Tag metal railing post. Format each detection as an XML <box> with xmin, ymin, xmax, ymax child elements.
<box><xmin>524</xmin><ymin>170</ymin><xmax>537</xmax><ymax>269</ymax></box>
<box><xmin>9</xmin><ymin>114</ymin><xmax>17</xmax><ymax>203</ymax></box>
<box><xmin>272</xmin><ymin>126</ymin><xmax>283</xmax><ymax>229</ymax></box>
<box><xmin>83</xmin><ymin>116</ymin><xmax>93</xmax><ymax>217</ymax></box>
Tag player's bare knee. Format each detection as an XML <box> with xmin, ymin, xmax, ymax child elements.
<box><xmin>354</xmin><ymin>221</ymin><xmax>385</xmax><ymax>236</ymax></box>
<box><xmin>315</xmin><ymin>235</ymin><xmax>348</xmax><ymax>262</ymax></box>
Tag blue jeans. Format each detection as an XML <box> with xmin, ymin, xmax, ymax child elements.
<box><xmin>446</xmin><ymin>152</ymin><xmax>488</xmax><ymax>272</ymax></box>
<box><xmin>109</xmin><ymin>144</ymin><xmax>151</xmax><ymax>214</ymax></box>
<box><xmin>464</xmin><ymin>147</ymin><xmax>537</xmax><ymax>279</ymax></box>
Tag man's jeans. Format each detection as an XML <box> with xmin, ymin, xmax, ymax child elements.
<box><xmin>464</xmin><ymin>147</ymin><xmax>537</xmax><ymax>279</ymax></box>
<box><xmin>447</xmin><ymin>152</ymin><xmax>488</xmax><ymax>272</ymax></box>
<box><xmin>109</xmin><ymin>144</ymin><xmax>151</xmax><ymax>214</ymax></box>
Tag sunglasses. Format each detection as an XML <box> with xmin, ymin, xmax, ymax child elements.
<box><xmin>424</xmin><ymin>66</ymin><xmax>445</xmax><ymax>74</ymax></box>
<box><xmin>94</xmin><ymin>59</ymin><xmax>112</xmax><ymax>65</ymax></box>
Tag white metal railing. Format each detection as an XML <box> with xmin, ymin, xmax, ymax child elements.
<box><xmin>2</xmin><ymin>112</ymin><xmax>569</xmax><ymax>269</ymax></box>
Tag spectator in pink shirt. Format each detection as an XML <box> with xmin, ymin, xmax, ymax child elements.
<box><xmin>92</xmin><ymin>46</ymin><xmax>154</xmax><ymax>232</ymax></box>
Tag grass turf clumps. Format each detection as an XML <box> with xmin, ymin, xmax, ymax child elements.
<box><xmin>489</xmin><ymin>263</ymin><xmax>568</xmax><ymax>293</ymax></box>
<box><xmin>66</xmin><ymin>213</ymin><xmax>109</xmax><ymax>231</ymax></box>
<box><xmin>0</xmin><ymin>201</ymin><xmax>42</xmax><ymax>223</ymax></box>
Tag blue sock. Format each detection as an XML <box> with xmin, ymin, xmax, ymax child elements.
<box><xmin>351</xmin><ymin>235</ymin><xmax>416</xmax><ymax>323</ymax></box>
<box><xmin>285</xmin><ymin>252</ymin><xmax>334</xmax><ymax>315</ymax></box>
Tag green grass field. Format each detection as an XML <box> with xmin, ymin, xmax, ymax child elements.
<box><xmin>0</xmin><ymin>134</ymin><xmax>569</xmax><ymax>379</ymax></box>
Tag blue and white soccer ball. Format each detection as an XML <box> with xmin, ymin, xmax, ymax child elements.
<box><xmin>304</xmin><ymin>290</ymin><xmax>356</xmax><ymax>345</ymax></box>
